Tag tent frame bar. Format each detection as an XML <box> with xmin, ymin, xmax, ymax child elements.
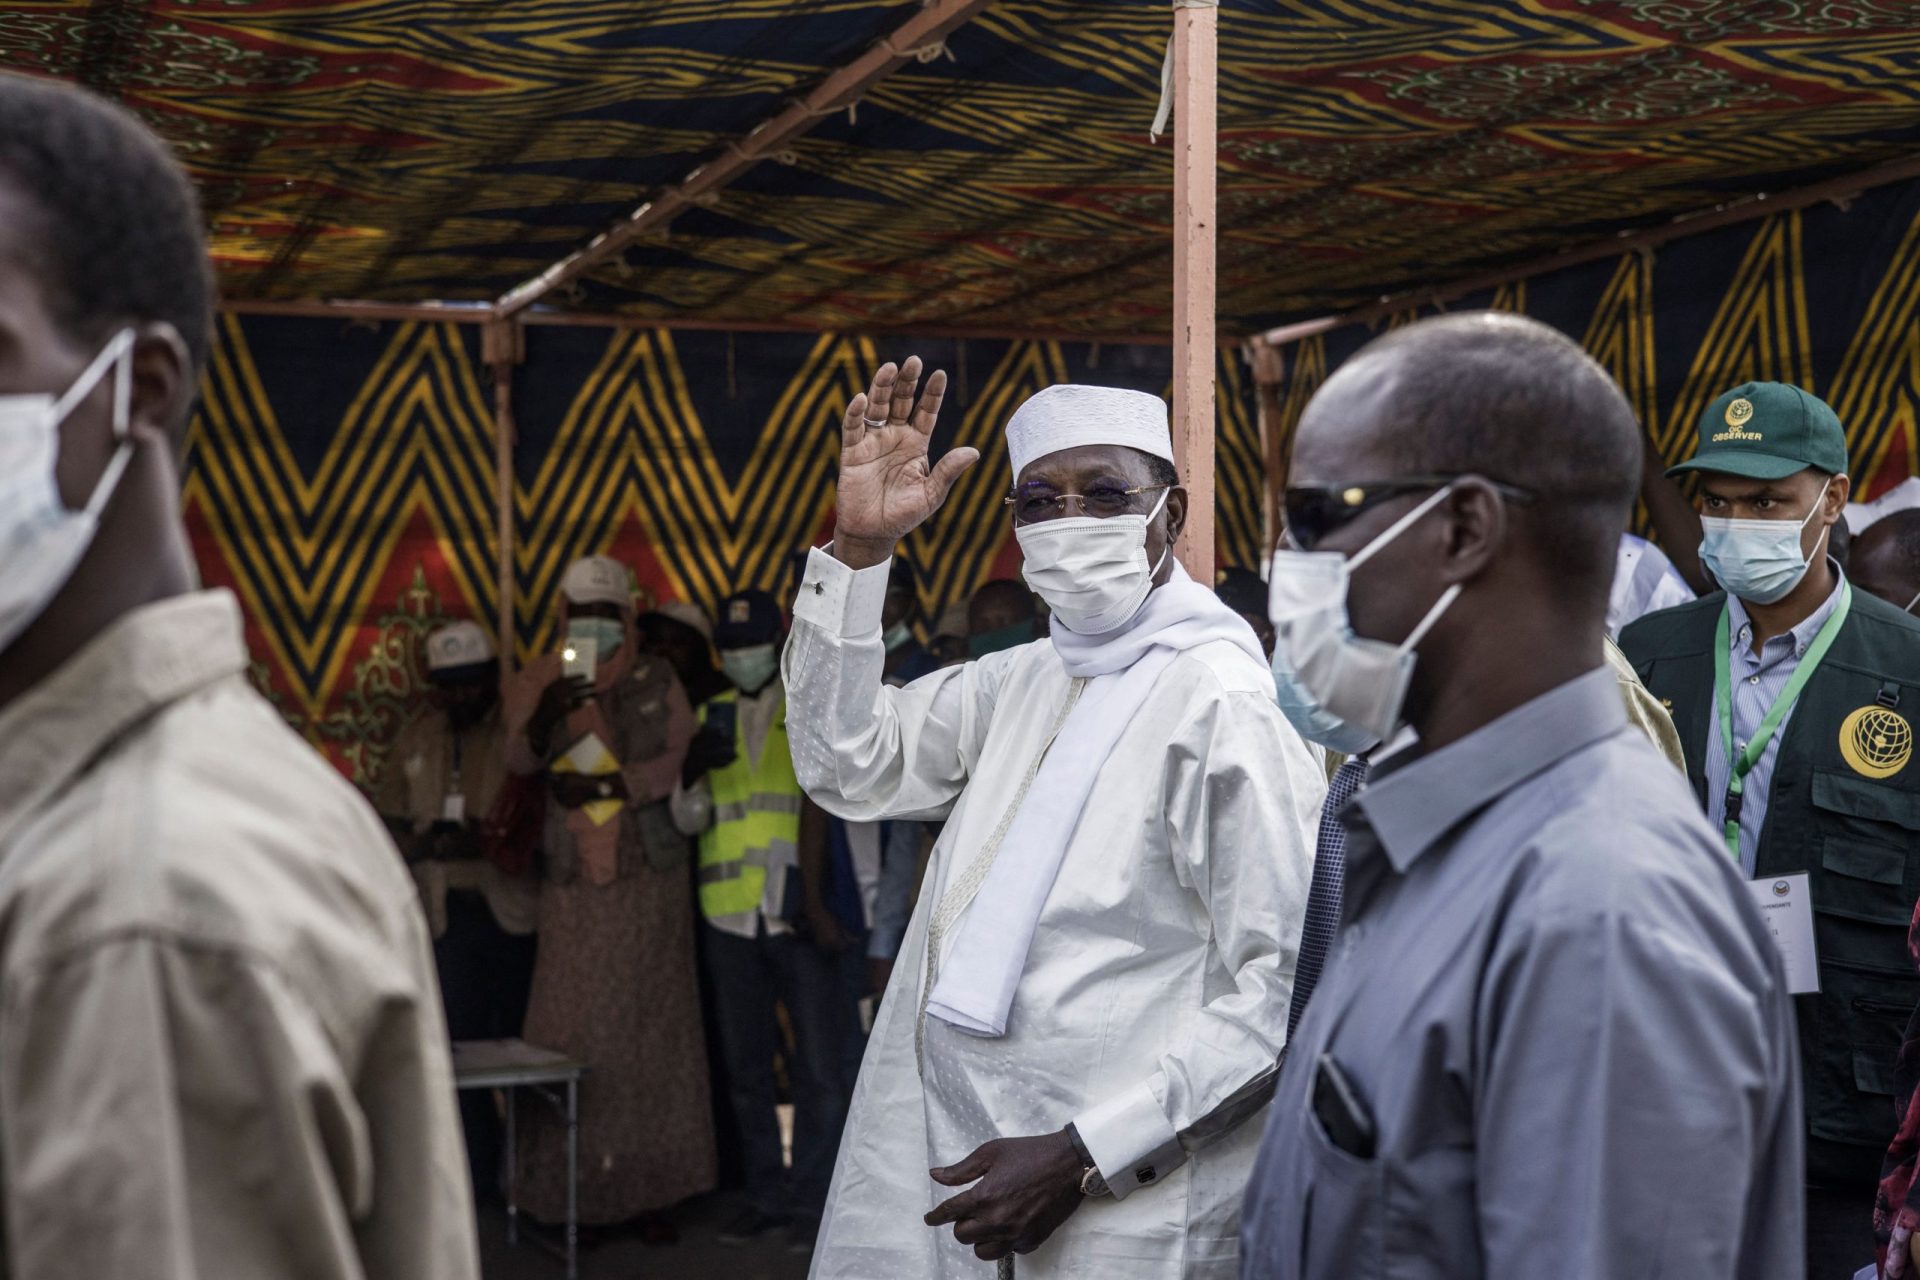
<box><xmin>492</xmin><ymin>0</ymin><xmax>996</xmax><ymax>317</ymax></box>
<box><xmin>216</xmin><ymin>298</ymin><xmax>1184</xmax><ymax>348</ymax></box>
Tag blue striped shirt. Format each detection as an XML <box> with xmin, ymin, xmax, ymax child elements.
<box><xmin>1704</xmin><ymin>564</ymin><xmax>1846</xmax><ymax>875</ymax></box>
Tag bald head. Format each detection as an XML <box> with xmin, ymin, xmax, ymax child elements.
<box><xmin>1851</xmin><ymin>509</ymin><xmax>1920</xmax><ymax>613</ymax></box>
<box><xmin>1294</xmin><ymin>312</ymin><xmax>1641</xmax><ymax>601</ymax></box>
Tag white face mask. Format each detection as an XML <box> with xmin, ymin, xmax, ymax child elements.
<box><xmin>1016</xmin><ymin>488</ymin><xmax>1170</xmax><ymax>636</ymax></box>
<box><xmin>0</xmin><ymin>330</ymin><xmax>137</xmax><ymax>656</ymax></box>
<box><xmin>1697</xmin><ymin>480</ymin><xmax>1831</xmax><ymax>606</ymax></box>
<box><xmin>1267</xmin><ymin>486</ymin><xmax>1462</xmax><ymax>752</ymax></box>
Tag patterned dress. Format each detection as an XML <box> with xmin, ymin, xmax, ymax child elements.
<box><xmin>1875</xmin><ymin>898</ymin><xmax>1920</xmax><ymax>1276</ymax></box>
<box><xmin>510</xmin><ymin>651</ymin><xmax>718</xmax><ymax>1224</ymax></box>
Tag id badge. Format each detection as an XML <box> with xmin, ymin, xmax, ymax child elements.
<box><xmin>1746</xmin><ymin>873</ymin><xmax>1819</xmax><ymax>994</ymax></box>
<box><xmin>442</xmin><ymin>793</ymin><xmax>467</xmax><ymax>824</ymax></box>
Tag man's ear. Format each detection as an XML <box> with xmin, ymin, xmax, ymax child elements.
<box><xmin>1436</xmin><ymin>477</ymin><xmax>1508</xmax><ymax>585</ymax></box>
<box><xmin>1162</xmin><ymin>485</ymin><xmax>1188</xmax><ymax>547</ymax></box>
<box><xmin>1826</xmin><ymin>473</ymin><xmax>1852</xmax><ymax>520</ymax></box>
<box><xmin>129</xmin><ymin>321</ymin><xmax>193</xmax><ymax>457</ymax></box>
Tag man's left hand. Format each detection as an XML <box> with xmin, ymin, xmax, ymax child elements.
<box><xmin>924</xmin><ymin>1130</ymin><xmax>1085</xmax><ymax>1262</ymax></box>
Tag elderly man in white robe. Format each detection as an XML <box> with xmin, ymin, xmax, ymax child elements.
<box><xmin>784</xmin><ymin>357</ymin><xmax>1322</xmax><ymax>1278</ymax></box>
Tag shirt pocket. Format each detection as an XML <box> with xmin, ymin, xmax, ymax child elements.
<box><xmin>1296</xmin><ymin>1097</ymin><xmax>1383</xmax><ymax>1278</ymax></box>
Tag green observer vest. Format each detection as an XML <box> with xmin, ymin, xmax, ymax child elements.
<box><xmin>697</xmin><ymin>688</ymin><xmax>803</xmax><ymax>930</ymax></box>
<box><xmin>1621</xmin><ymin>587</ymin><xmax>1920</xmax><ymax>1190</ymax></box>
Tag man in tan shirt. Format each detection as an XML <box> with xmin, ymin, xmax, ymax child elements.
<box><xmin>0</xmin><ymin>73</ymin><xmax>476</xmax><ymax>1278</ymax></box>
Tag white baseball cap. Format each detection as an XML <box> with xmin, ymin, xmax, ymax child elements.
<box><xmin>561</xmin><ymin>555</ymin><xmax>633</xmax><ymax>608</ymax></box>
<box><xmin>426</xmin><ymin>620</ymin><xmax>495</xmax><ymax>671</ymax></box>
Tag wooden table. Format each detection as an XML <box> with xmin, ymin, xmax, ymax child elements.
<box><xmin>451</xmin><ymin>1039</ymin><xmax>588</xmax><ymax>1279</ymax></box>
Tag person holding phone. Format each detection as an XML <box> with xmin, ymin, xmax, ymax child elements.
<box><xmin>375</xmin><ymin>619</ymin><xmax>537</xmax><ymax>1203</ymax></box>
<box><xmin>504</xmin><ymin>554</ymin><xmax>716</xmax><ymax>1240</ymax></box>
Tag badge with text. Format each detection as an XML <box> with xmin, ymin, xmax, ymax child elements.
<box><xmin>1839</xmin><ymin>705</ymin><xmax>1912</xmax><ymax>780</ymax></box>
<box><xmin>1746</xmin><ymin>873</ymin><xmax>1818</xmax><ymax>994</ymax></box>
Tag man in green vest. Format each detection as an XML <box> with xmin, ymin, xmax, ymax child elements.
<box><xmin>673</xmin><ymin>588</ymin><xmax>852</xmax><ymax>1255</ymax></box>
<box><xmin>1621</xmin><ymin>382</ymin><xmax>1920</xmax><ymax>1280</ymax></box>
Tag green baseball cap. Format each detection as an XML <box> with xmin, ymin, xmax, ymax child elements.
<box><xmin>1666</xmin><ymin>381</ymin><xmax>1849</xmax><ymax>480</ymax></box>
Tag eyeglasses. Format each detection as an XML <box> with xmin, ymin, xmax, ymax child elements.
<box><xmin>1282</xmin><ymin>474</ymin><xmax>1536</xmax><ymax>551</ymax></box>
<box><xmin>1004</xmin><ymin>482</ymin><xmax>1170</xmax><ymax>526</ymax></box>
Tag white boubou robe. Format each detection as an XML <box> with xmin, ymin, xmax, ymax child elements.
<box><xmin>783</xmin><ymin>549</ymin><xmax>1323</xmax><ymax>1279</ymax></box>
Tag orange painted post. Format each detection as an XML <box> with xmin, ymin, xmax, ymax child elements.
<box><xmin>1249</xmin><ymin>341</ymin><xmax>1287</xmax><ymax>556</ymax></box>
<box><xmin>1170</xmin><ymin>1</ymin><xmax>1218</xmax><ymax>581</ymax></box>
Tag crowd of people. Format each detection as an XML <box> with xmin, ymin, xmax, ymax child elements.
<box><xmin>377</xmin><ymin>537</ymin><xmax>1071</xmax><ymax>1251</ymax></box>
<box><xmin>18</xmin><ymin>68</ymin><xmax>1920</xmax><ymax>1280</ymax></box>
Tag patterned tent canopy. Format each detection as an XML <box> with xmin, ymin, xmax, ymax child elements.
<box><xmin>8</xmin><ymin>0</ymin><xmax>1920</xmax><ymax>337</ymax></box>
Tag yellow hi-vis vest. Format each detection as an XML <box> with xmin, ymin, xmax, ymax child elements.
<box><xmin>697</xmin><ymin>688</ymin><xmax>803</xmax><ymax>930</ymax></box>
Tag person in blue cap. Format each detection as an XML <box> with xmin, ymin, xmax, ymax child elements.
<box><xmin>1622</xmin><ymin>381</ymin><xmax>1920</xmax><ymax>1280</ymax></box>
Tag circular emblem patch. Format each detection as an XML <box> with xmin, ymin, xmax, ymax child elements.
<box><xmin>1839</xmin><ymin>705</ymin><xmax>1913</xmax><ymax>779</ymax></box>
<box><xmin>1725</xmin><ymin>397</ymin><xmax>1755</xmax><ymax>427</ymax></box>
<box><xmin>1772</xmin><ymin>880</ymin><xmax>1791</xmax><ymax>897</ymax></box>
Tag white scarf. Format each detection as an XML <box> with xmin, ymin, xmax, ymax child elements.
<box><xmin>924</xmin><ymin>563</ymin><xmax>1265</xmax><ymax>1037</ymax></box>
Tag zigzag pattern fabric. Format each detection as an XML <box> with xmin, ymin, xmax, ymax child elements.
<box><xmin>182</xmin><ymin>316</ymin><xmax>1264</xmax><ymax>778</ymax></box>
<box><xmin>9</xmin><ymin>2</ymin><xmax>1920</xmax><ymax>333</ymax></box>
<box><xmin>1266</xmin><ymin>177</ymin><xmax>1920</xmax><ymax>535</ymax></box>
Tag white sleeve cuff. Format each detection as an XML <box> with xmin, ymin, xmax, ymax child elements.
<box><xmin>792</xmin><ymin>545</ymin><xmax>892</xmax><ymax>640</ymax></box>
<box><xmin>1073</xmin><ymin>1080</ymin><xmax>1185</xmax><ymax>1202</ymax></box>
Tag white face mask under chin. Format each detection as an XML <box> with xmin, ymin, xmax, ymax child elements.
<box><xmin>1267</xmin><ymin>485</ymin><xmax>1462</xmax><ymax>751</ymax></box>
<box><xmin>0</xmin><ymin>330</ymin><xmax>138</xmax><ymax>655</ymax></box>
<box><xmin>1017</xmin><ymin>488</ymin><xmax>1170</xmax><ymax>636</ymax></box>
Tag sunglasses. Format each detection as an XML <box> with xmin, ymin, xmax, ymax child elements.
<box><xmin>1282</xmin><ymin>474</ymin><xmax>1536</xmax><ymax>551</ymax></box>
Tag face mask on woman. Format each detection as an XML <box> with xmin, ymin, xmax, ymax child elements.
<box><xmin>567</xmin><ymin>615</ymin><xmax>625</xmax><ymax>663</ymax></box>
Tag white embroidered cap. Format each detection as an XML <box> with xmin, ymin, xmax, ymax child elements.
<box><xmin>560</xmin><ymin>554</ymin><xmax>632</xmax><ymax>608</ymax></box>
<box><xmin>426</xmin><ymin>620</ymin><xmax>495</xmax><ymax>671</ymax></box>
<box><xmin>1005</xmin><ymin>384</ymin><xmax>1176</xmax><ymax>479</ymax></box>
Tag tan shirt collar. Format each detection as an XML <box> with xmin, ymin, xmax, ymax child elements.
<box><xmin>0</xmin><ymin>591</ymin><xmax>250</xmax><ymax>848</ymax></box>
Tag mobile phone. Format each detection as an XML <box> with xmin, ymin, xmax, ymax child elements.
<box><xmin>562</xmin><ymin>635</ymin><xmax>598</xmax><ymax>684</ymax></box>
<box><xmin>1311</xmin><ymin>1053</ymin><xmax>1377</xmax><ymax>1158</ymax></box>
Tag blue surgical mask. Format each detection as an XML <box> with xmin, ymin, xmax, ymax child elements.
<box><xmin>567</xmin><ymin>616</ymin><xmax>624</xmax><ymax>662</ymax></box>
<box><xmin>722</xmin><ymin>643</ymin><xmax>779</xmax><ymax>693</ymax></box>
<box><xmin>1698</xmin><ymin>480</ymin><xmax>1831</xmax><ymax>605</ymax></box>
<box><xmin>1270</xmin><ymin>637</ymin><xmax>1386</xmax><ymax>755</ymax></box>
<box><xmin>1267</xmin><ymin>487</ymin><xmax>1462</xmax><ymax>754</ymax></box>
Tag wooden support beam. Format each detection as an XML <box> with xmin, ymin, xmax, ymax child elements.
<box><xmin>494</xmin><ymin>0</ymin><xmax>996</xmax><ymax>317</ymax></box>
<box><xmin>483</xmin><ymin>320</ymin><xmax>524</xmax><ymax>675</ymax></box>
<box><xmin>1170</xmin><ymin>2</ymin><xmax>1218</xmax><ymax>582</ymax></box>
<box><xmin>1249</xmin><ymin>342</ymin><xmax>1286</xmax><ymax>557</ymax></box>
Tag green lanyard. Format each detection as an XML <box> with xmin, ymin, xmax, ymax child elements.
<box><xmin>1713</xmin><ymin>580</ymin><xmax>1852</xmax><ymax>861</ymax></box>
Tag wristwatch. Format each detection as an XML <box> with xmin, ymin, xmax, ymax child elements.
<box><xmin>1065</xmin><ymin>1123</ymin><xmax>1110</xmax><ymax>1198</ymax></box>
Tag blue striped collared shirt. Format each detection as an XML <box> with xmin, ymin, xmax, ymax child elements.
<box><xmin>1704</xmin><ymin>563</ymin><xmax>1846</xmax><ymax>875</ymax></box>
